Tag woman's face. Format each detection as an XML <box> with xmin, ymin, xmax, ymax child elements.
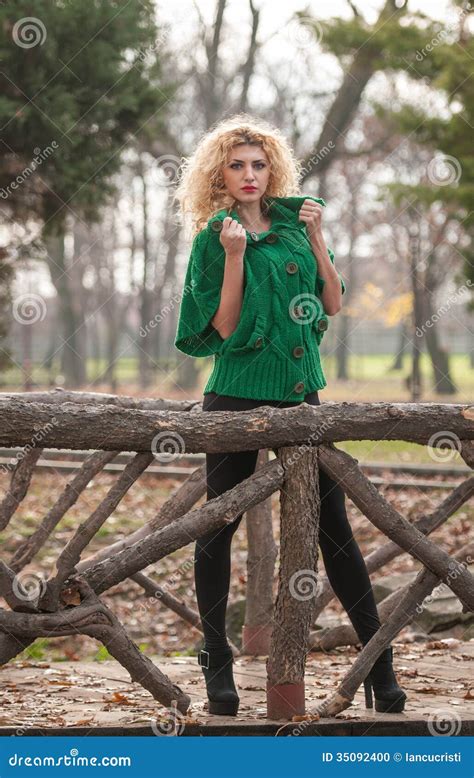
<box><xmin>221</xmin><ymin>144</ymin><xmax>271</xmax><ymax>205</ymax></box>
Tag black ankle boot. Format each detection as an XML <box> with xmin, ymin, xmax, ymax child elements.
<box><xmin>197</xmin><ymin>646</ymin><xmax>240</xmax><ymax>716</ymax></box>
<box><xmin>363</xmin><ymin>646</ymin><xmax>407</xmax><ymax>713</ymax></box>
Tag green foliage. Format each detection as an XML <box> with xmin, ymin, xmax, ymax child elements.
<box><xmin>372</xmin><ymin>23</ymin><xmax>474</xmax><ymax>291</ymax></box>
<box><xmin>302</xmin><ymin>2</ymin><xmax>474</xmax><ymax>293</ymax></box>
<box><xmin>94</xmin><ymin>645</ymin><xmax>112</xmax><ymax>662</ymax></box>
<box><xmin>0</xmin><ymin>0</ymin><xmax>176</xmax><ymax>230</ymax></box>
<box><xmin>298</xmin><ymin>8</ymin><xmax>446</xmax><ymax>76</ymax></box>
<box><xmin>20</xmin><ymin>638</ymin><xmax>50</xmax><ymax>660</ymax></box>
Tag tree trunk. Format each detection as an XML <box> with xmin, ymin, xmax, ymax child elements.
<box><xmin>423</xmin><ymin>265</ymin><xmax>457</xmax><ymax>395</ymax></box>
<box><xmin>138</xmin><ymin>159</ymin><xmax>152</xmax><ymax>389</ymax></box>
<box><xmin>45</xmin><ymin>232</ymin><xmax>87</xmax><ymax>387</ymax></box>
<box><xmin>390</xmin><ymin>322</ymin><xmax>409</xmax><ymax>371</ymax></box>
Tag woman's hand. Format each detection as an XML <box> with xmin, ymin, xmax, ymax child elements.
<box><xmin>220</xmin><ymin>216</ymin><xmax>247</xmax><ymax>260</ymax></box>
<box><xmin>298</xmin><ymin>198</ymin><xmax>323</xmax><ymax>240</ymax></box>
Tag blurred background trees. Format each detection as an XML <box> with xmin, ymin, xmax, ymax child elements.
<box><xmin>0</xmin><ymin>0</ymin><xmax>472</xmax><ymax>399</ymax></box>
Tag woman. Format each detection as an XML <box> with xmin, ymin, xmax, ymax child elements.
<box><xmin>174</xmin><ymin>114</ymin><xmax>406</xmax><ymax>718</ymax></box>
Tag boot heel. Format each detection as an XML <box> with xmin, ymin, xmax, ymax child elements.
<box><xmin>374</xmin><ymin>695</ymin><xmax>406</xmax><ymax>713</ymax></box>
<box><xmin>363</xmin><ymin>647</ymin><xmax>407</xmax><ymax>713</ymax></box>
<box><xmin>208</xmin><ymin>699</ymin><xmax>240</xmax><ymax>716</ymax></box>
<box><xmin>363</xmin><ymin>677</ymin><xmax>373</xmax><ymax>709</ymax></box>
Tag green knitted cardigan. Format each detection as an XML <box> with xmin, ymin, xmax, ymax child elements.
<box><xmin>174</xmin><ymin>195</ymin><xmax>345</xmax><ymax>402</ymax></box>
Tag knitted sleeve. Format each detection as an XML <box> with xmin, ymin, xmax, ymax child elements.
<box><xmin>316</xmin><ymin>247</ymin><xmax>346</xmax><ymax>296</ymax></box>
<box><xmin>174</xmin><ymin>228</ymin><xmax>226</xmax><ymax>358</ymax></box>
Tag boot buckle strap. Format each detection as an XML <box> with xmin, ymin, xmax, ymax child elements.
<box><xmin>198</xmin><ymin>649</ymin><xmax>210</xmax><ymax>669</ymax></box>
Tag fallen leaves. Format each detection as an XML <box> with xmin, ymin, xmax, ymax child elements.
<box><xmin>103</xmin><ymin>691</ymin><xmax>134</xmax><ymax>705</ymax></box>
<box><xmin>291</xmin><ymin>713</ymin><xmax>320</xmax><ymax>722</ymax></box>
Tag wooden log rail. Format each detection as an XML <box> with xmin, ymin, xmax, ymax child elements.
<box><xmin>0</xmin><ymin>391</ymin><xmax>472</xmax><ymax>722</ymax></box>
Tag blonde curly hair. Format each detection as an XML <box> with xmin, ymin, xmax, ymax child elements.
<box><xmin>173</xmin><ymin>113</ymin><xmax>303</xmax><ymax>237</ymax></box>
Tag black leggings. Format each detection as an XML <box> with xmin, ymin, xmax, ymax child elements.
<box><xmin>195</xmin><ymin>390</ymin><xmax>382</xmax><ymax>651</ymax></box>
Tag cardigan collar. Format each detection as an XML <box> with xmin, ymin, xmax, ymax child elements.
<box><xmin>209</xmin><ymin>195</ymin><xmax>326</xmax><ymax>238</ymax></box>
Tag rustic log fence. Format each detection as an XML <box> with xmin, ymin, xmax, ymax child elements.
<box><xmin>0</xmin><ymin>389</ymin><xmax>472</xmax><ymax>722</ymax></box>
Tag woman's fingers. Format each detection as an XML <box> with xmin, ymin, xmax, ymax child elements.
<box><xmin>220</xmin><ymin>217</ymin><xmax>246</xmax><ymax>254</ymax></box>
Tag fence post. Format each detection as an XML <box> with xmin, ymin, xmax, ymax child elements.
<box><xmin>266</xmin><ymin>444</ymin><xmax>320</xmax><ymax>719</ymax></box>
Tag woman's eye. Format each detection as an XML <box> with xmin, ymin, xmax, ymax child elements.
<box><xmin>229</xmin><ymin>162</ymin><xmax>266</xmax><ymax>169</ymax></box>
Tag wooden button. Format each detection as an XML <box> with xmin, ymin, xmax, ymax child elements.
<box><xmin>254</xmin><ymin>336</ymin><xmax>263</xmax><ymax>349</ymax></box>
<box><xmin>211</xmin><ymin>221</ymin><xmax>223</xmax><ymax>232</ymax></box>
<box><xmin>294</xmin><ymin>381</ymin><xmax>305</xmax><ymax>393</ymax></box>
<box><xmin>317</xmin><ymin>319</ymin><xmax>328</xmax><ymax>331</ymax></box>
<box><xmin>265</xmin><ymin>233</ymin><xmax>278</xmax><ymax>243</ymax></box>
<box><xmin>293</xmin><ymin>346</ymin><xmax>304</xmax><ymax>358</ymax></box>
<box><xmin>286</xmin><ymin>262</ymin><xmax>298</xmax><ymax>274</ymax></box>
